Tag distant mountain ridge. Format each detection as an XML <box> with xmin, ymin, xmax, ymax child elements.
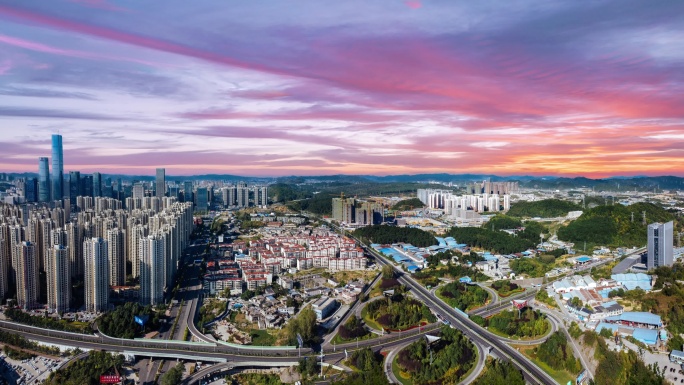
<box><xmin>3</xmin><ymin>172</ymin><xmax>683</xmax><ymax>190</ymax></box>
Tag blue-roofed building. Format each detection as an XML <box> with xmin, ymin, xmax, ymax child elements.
<box><xmin>406</xmin><ymin>265</ymin><xmax>421</xmax><ymax>273</ymax></box>
<box><xmin>596</xmin><ymin>322</ymin><xmax>660</xmax><ymax>345</ymax></box>
<box><xmin>611</xmin><ymin>273</ymin><xmax>652</xmax><ymax>291</ymax></box>
<box><xmin>633</xmin><ymin>328</ymin><xmax>659</xmax><ymax>345</ymax></box>
<box><xmin>604</xmin><ymin>311</ymin><xmax>662</xmax><ymax>328</ymax></box>
<box><xmin>459</xmin><ymin>276</ymin><xmax>472</xmax><ymax>284</ymax></box>
<box><xmin>575</xmin><ymin>256</ymin><xmax>592</xmax><ymax>264</ymax></box>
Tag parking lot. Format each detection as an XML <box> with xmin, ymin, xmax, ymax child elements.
<box><xmin>0</xmin><ymin>351</ymin><xmax>62</xmax><ymax>385</ymax></box>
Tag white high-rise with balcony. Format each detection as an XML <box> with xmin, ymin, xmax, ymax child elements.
<box><xmin>84</xmin><ymin>237</ymin><xmax>109</xmax><ymax>312</ymax></box>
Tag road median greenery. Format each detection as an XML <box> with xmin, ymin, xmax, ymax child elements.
<box><xmin>436</xmin><ymin>281</ymin><xmax>489</xmax><ymax>311</ymax></box>
<box><xmin>395</xmin><ymin>326</ymin><xmax>476</xmax><ymax>384</ymax></box>
<box><xmin>473</xmin><ymin>308</ymin><xmax>549</xmax><ymax>339</ymax></box>
<box><xmin>491</xmin><ymin>280</ymin><xmax>524</xmax><ymax>297</ymax></box>
<box><xmin>472</xmin><ymin>357</ymin><xmax>525</xmax><ymax>385</ymax></box>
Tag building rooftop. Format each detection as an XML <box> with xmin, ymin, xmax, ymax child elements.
<box><xmin>605</xmin><ymin>311</ymin><xmax>662</xmax><ymax>327</ymax></box>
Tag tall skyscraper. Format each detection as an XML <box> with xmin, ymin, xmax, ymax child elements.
<box><xmin>15</xmin><ymin>241</ymin><xmax>38</xmax><ymax>310</ymax></box>
<box><xmin>155</xmin><ymin>168</ymin><xmax>166</xmax><ymax>198</ymax></box>
<box><xmin>24</xmin><ymin>178</ymin><xmax>38</xmax><ymax>203</ymax></box>
<box><xmin>51</xmin><ymin>134</ymin><xmax>64</xmax><ymax>201</ymax></box>
<box><xmin>195</xmin><ymin>187</ymin><xmax>208</xmax><ymax>212</ymax></box>
<box><xmin>647</xmin><ymin>221</ymin><xmax>674</xmax><ymax>270</ymax></box>
<box><xmin>93</xmin><ymin>172</ymin><xmax>102</xmax><ymax>197</ymax></box>
<box><xmin>236</xmin><ymin>182</ymin><xmax>249</xmax><ymax>208</ymax></box>
<box><xmin>84</xmin><ymin>237</ymin><xmax>109</xmax><ymax>312</ymax></box>
<box><xmin>257</xmin><ymin>186</ymin><xmax>269</xmax><ymax>207</ymax></box>
<box><xmin>69</xmin><ymin>171</ymin><xmax>80</xmax><ymax>205</ymax></box>
<box><xmin>183</xmin><ymin>181</ymin><xmax>193</xmax><ymax>203</ymax></box>
<box><xmin>106</xmin><ymin>228</ymin><xmax>126</xmax><ymax>287</ymax></box>
<box><xmin>38</xmin><ymin>157</ymin><xmax>50</xmax><ymax>202</ymax></box>
<box><xmin>81</xmin><ymin>174</ymin><xmax>93</xmax><ymax>198</ymax></box>
<box><xmin>139</xmin><ymin>235</ymin><xmax>165</xmax><ymax>306</ymax></box>
<box><xmin>0</xmin><ymin>224</ymin><xmax>10</xmax><ymax>301</ymax></box>
<box><xmin>332</xmin><ymin>197</ymin><xmax>356</xmax><ymax>224</ymax></box>
<box><xmin>46</xmin><ymin>245</ymin><xmax>70</xmax><ymax>313</ymax></box>
<box><xmin>132</xmin><ymin>183</ymin><xmax>145</xmax><ymax>199</ymax></box>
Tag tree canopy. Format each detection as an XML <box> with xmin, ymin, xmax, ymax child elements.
<box><xmin>557</xmin><ymin>202</ymin><xmax>674</xmax><ymax>248</ymax></box>
<box><xmin>354</xmin><ymin>225</ymin><xmax>437</xmax><ymax>247</ymax></box>
<box><xmin>473</xmin><ymin>358</ymin><xmax>525</xmax><ymax>385</ymax></box>
<box><xmin>285</xmin><ymin>305</ymin><xmax>318</xmax><ymax>346</ymax></box>
<box><xmin>446</xmin><ymin>227</ymin><xmax>535</xmax><ymax>254</ymax></box>
<box><xmin>437</xmin><ymin>281</ymin><xmax>489</xmax><ymax>311</ymax></box>
<box><xmin>44</xmin><ymin>351</ymin><xmax>125</xmax><ymax>385</ymax></box>
<box><xmin>506</xmin><ymin>199</ymin><xmax>582</xmax><ymax>218</ymax></box>
<box><xmin>536</xmin><ymin>331</ymin><xmax>581</xmax><ymax>373</ymax></box>
<box><xmin>97</xmin><ymin>302</ymin><xmax>160</xmax><ymax>339</ymax></box>
<box><xmin>396</xmin><ymin>326</ymin><xmax>476</xmax><ymax>385</ymax></box>
<box><xmin>392</xmin><ymin>198</ymin><xmax>425</xmax><ymax>211</ymax></box>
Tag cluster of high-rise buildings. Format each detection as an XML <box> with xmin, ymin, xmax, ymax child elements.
<box><xmin>331</xmin><ymin>196</ymin><xmax>383</xmax><ymax>226</ymax></box>
<box><xmin>0</xmin><ymin>135</ymin><xmax>196</xmax><ymax>314</ymax></box>
<box><xmin>417</xmin><ymin>188</ymin><xmax>511</xmax><ymax>218</ymax></box>
<box><xmin>5</xmin><ymin>135</ymin><xmax>224</xmax><ymax>214</ymax></box>
<box><xmin>466</xmin><ymin>180</ymin><xmax>519</xmax><ymax>195</ymax></box>
<box><xmin>220</xmin><ymin>182</ymin><xmax>269</xmax><ymax>209</ymax></box>
<box><xmin>0</xmin><ymin>197</ymin><xmax>193</xmax><ymax>313</ymax></box>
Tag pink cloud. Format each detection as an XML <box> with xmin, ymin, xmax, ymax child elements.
<box><xmin>405</xmin><ymin>1</ymin><xmax>422</xmax><ymax>9</ymax></box>
<box><xmin>0</xmin><ymin>59</ymin><xmax>12</xmax><ymax>74</ymax></box>
<box><xmin>0</xmin><ymin>33</ymin><xmax>166</xmax><ymax>67</ymax></box>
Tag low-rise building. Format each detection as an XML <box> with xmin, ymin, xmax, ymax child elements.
<box><xmin>312</xmin><ymin>296</ymin><xmax>338</xmax><ymax>320</ymax></box>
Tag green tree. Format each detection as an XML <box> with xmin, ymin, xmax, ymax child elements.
<box><xmin>473</xmin><ymin>358</ymin><xmax>525</xmax><ymax>385</ymax></box>
<box><xmin>161</xmin><ymin>363</ymin><xmax>184</xmax><ymax>385</ymax></box>
<box><xmin>286</xmin><ymin>306</ymin><xmax>318</xmax><ymax>346</ymax></box>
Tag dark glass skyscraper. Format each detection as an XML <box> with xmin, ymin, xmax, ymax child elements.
<box><xmin>51</xmin><ymin>134</ymin><xmax>63</xmax><ymax>201</ymax></box>
<box><xmin>69</xmin><ymin>171</ymin><xmax>80</xmax><ymax>205</ymax></box>
<box><xmin>38</xmin><ymin>157</ymin><xmax>50</xmax><ymax>202</ymax></box>
<box><xmin>92</xmin><ymin>172</ymin><xmax>102</xmax><ymax>197</ymax></box>
<box><xmin>155</xmin><ymin>168</ymin><xmax>165</xmax><ymax>197</ymax></box>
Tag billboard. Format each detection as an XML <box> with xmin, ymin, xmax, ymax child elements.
<box><xmin>100</xmin><ymin>374</ymin><xmax>121</xmax><ymax>384</ymax></box>
<box><xmin>134</xmin><ymin>315</ymin><xmax>149</xmax><ymax>327</ymax></box>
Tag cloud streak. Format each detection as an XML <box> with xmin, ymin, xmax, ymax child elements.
<box><xmin>0</xmin><ymin>0</ymin><xmax>682</xmax><ymax>177</ymax></box>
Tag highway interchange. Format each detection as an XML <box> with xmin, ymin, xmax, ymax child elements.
<box><xmin>0</xmin><ymin>223</ymin><xmax>632</xmax><ymax>385</ymax></box>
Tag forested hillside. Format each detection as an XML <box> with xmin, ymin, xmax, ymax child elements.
<box><xmin>392</xmin><ymin>198</ymin><xmax>425</xmax><ymax>210</ymax></box>
<box><xmin>557</xmin><ymin>203</ymin><xmax>675</xmax><ymax>247</ymax></box>
<box><xmin>507</xmin><ymin>199</ymin><xmax>582</xmax><ymax>218</ymax></box>
<box><xmin>353</xmin><ymin>225</ymin><xmax>437</xmax><ymax>247</ymax></box>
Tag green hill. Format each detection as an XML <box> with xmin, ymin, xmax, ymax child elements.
<box><xmin>557</xmin><ymin>203</ymin><xmax>675</xmax><ymax>247</ymax></box>
<box><xmin>392</xmin><ymin>198</ymin><xmax>424</xmax><ymax>211</ymax></box>
<box><xmin>507</xmin><ymin>199</ymin><xmax>582</xmax><ymax>218</ymax></box>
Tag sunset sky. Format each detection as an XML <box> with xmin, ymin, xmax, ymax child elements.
<box><xmin>0</xmin><ymin>0</ymin><xmax>683</xmax><ymax>177</ymax></box>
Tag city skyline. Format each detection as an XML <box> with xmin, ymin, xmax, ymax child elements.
<box><xmin>0</xmin><ymin>1</ymin><xmax>683</xmax><ymax>177</ymax></box>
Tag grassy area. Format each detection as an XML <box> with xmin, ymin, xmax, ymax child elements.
<box><xmin>249</xmin><ymin>329</ymin><xmax>277</xmax><ymax>346</ymax></box>
<box><xmin>361</xmin><ymin>306</ymin><xmax>384</xmax><ymax>331</ymax></box>
<box><xmin>485</xmin><ymin>319</ymin><xmax>552</xmax><ymax>341</ymax></box>
<box><xmin>331</xmin><ymin>329</ymin><xmax>378</xmax><ymax>345</ymax></box>
<box><xmin>496</xmin><ymin>287</ymin><xmax>525</xmax><ymax>298</ymax></box>
<box><xmin>332</xmin><ymin>270</ymin><xmax>378</xmax><ymax>284</ymax></box>
<box><xmin>435</xmin><ymin>286</ymin><xmax>491</xmax><ymax>311</ymax></box>
<box><xmin>392</xmin><ymin>354</ymin><xmax>414</xmax><ymax>385</ymax></box>
<box><xmin>515</xmin><ymin>344</ymin><xmax>575</xmax><ymax>385</ymax></box>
